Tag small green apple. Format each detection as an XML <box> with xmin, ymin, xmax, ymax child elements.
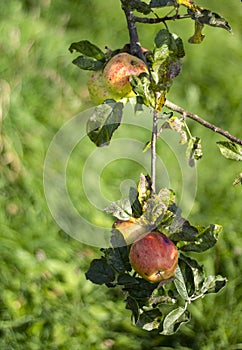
<box><xmin>129</xmin><ymin>232</ymin><xmax>178</xmax><ymax>283</ymax></box>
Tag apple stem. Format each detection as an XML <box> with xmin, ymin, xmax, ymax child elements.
<box><xmin>151</xmin><ymin>109</ymin><xmax>158</xmax><ymax>193</ymax></box>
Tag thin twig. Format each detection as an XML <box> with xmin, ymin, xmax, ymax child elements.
<box><xmin>134</xmin><ymin>14</ymin><xmax>189</xmax><ymax>24</ymax></box>
<box><xmin>165</xmin><ymin>100</ymin><xmax>242</xmax><ymax>146</ymax></box>
<box><xmin>151</xmin><ymin>109</ymin><xmax>158</xmax><ymax>193</ymax></box>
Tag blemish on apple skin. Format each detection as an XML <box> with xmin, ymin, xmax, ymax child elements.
<box><xmin>163</xmin><ymin>236</ymin><xmax>171</xmax><ymax>245</ymax></box>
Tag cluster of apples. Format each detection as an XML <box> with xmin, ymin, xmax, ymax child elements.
<box><xmin>87</xmin><ymin>52</ymin><xmax>149</xmax><ymax>105</ymax></box>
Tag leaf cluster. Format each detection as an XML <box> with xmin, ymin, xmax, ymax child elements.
<box><xmin>86</xmin><ymin>174</ymin><xmax>226</xmax><ymax>334</ymax></box>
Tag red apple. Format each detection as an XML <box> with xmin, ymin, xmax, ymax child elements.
<box><xmin>129</xmin><ymin>232</ymin><xmax>178</xmax><ymax>283</ymax></box>
<box><xmin>103</xmin><ymin>52</ymin><xmax>148</xmax><ymax>97</ymax></box>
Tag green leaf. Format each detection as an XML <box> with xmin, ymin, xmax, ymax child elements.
<box><xmin>105</xmin><ymin>230</ymin><xmax>131</xmax><ymax>272</ymax></box>
<box><xmin>217</xmin><ymin>141</ymin><xmax>242</xmax><ymax>161</ymax></box>
<box><xmin>186</xmin><ymin>136</ymin><xmax>202</xmax><ymax>167</ymax></box>
<box><xmin>72</xmin><ymin>55</ymin><xmax>104</xmax><ymax>71</ymax></box>
<box><xmin>174</xmin><ymin>265</ymin><xmax>189</xmax><ymax>300</ymax></box>
<box><xmin>178</xmin><ymin>254</ymin><xmax>204</xmax><ymax>297</ymax></box>
<box><xmin>201</xmin><ymin>275</ymin><xmax>227</xmax><ymax>295</ymax></box>
<box><xmin>130</xmin><ymin>73</ymin><xmax>156</xmax><ymax>108</ymax></box>
<box><xmin>150</xmin><ymin>0</ymin><xmax>176</xmax><ymax>8</ymax></box>
<box><xmin>69</xmin><ymin>40</ymin><xmax>105</xmax><ymax>60</ymax></box>
<box><xmin>125</xmin><ymin>296</ymin><xmax>140</xmax><ymax>323</ymax></box>
<box><xmin>188</xmin><ymin>8</ymin><xmax>232</xmax><ymax>33</ymax></box>
<box><xmin>85</xmin><ymin>258</ymin><xmax>115</xmax><ymax>285</ymax></box>
<box><xmin>123</xmin><ymin>277</ymin><xmax>157</xmax><ymax>299</ymax></box>
<box><xmin>161</xmin><ymin>307</ymin><xmax>190</xmax><ymax>335</ymax></box>
<box><xmin>128</xmin><ymin>0</ymin><xmax>152</xmax><ymax>15</ymax></box>
<box><xmin>169</xmin><ymin>216</ymin><xmax>198</xmax><ymax>242</ymax></box>
<box><xmin>87</xmin><ymin>100</ymin><xmax>124</xmax><ymax>147</ymax></box>
<box><xmin>181</xmin><ymin>224</ymin><xmax>222</xmax><ymax>253</ymax></box>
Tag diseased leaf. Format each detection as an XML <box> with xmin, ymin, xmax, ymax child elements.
<box><xmin>87</xmin><ymin>100</ymin><xmax>124</xmax><ymax>147</ymax></box>
<box><xmin>72</xmin><ymin>55</ymin><xmax>104</xmax><ymax>71</ymax></box>
<box><xmin>179</xmin><ymin>254</ymin><xmax>205</xmax><ymax>297</ymax></box>
<box><xmin>69</xmin><ymin>40</ymin><xmax>105</xmax><ymax>60</ymax></box>
<box><xmin>188</xmin><ymin>8</ymin><xmax>232</xmax><ymax>33</ymax></box>
<box><xmin>104</xmin><ymin>198</ymin><xmax>132</xmax><ymax>220</ymax></box>
<box><xmin>137</xmin><ymin>173</ymin><xmax>152</xmax><ymax>206</ymax></box>
<box><xmin>186</xmin><ymin>136</ymin><xmax>202</xmax><ymax>167</ymax></box>
<box><xmin>217</xmin><ymin>141</ymin><xmax>242</xmax><ymax>161</ymax></box>
<box><xmin>169</xmin><ymin>216</ymin><xmax>198</xmax><ymax>242</ymax></box>
<box><xmin>136</xmin><ymin>309</ymin><xmax>163</xmax><ymax>331</ymax></box>
<box><xmin>161</xmin><ymin>116</ymin><xmax>187</xmax><ymax>144</ymax></box>
<box><xmin>201</xmin><ymin>275</ymin><xmax>227</xmax><ymax>295</ymax></box>
<box><xmin>85</xmin><ymin>258</ymin><xmax>115</xmax><ymax>285</ymax></box>
<box><xmin>181</xmin><ymin>224</ymin><xmax>222</xmax><ymax>253</ymax></box>
<box><xmin>161</xmin><ymin>307</ymin><xmax>190</xmax><ymax>335</ymax></box>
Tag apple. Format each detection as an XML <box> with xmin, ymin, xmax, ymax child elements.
<box><xmin>103</xmin><ymin>52</ymin><xmax>148</xmax><ymax>97</ymax></box>
<box><xmin>129</xmin><ymin>232</ymin><xmax>178</xmax><ymax>283</ymax></box>
<box><xmin>87</xmin><ymin>70</ymin><xmax>120</xmax><ymax>105</ymax></box>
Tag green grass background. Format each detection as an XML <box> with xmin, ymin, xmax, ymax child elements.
<box><xmin>1</xmin><ymin>1</ymin><xmax>242</xmax><ymax>349</ymax></box>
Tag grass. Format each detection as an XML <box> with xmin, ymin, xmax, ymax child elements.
<box><xmin>1</xmin><ymin>1</ymin><xmax>242</xmax><ymax>349</ymax></box>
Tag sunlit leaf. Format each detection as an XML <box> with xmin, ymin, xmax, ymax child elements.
<box><xmin>69</xmin><ymin>40</ymin><xmax>105</xmax><ymax>60</ymax></box>
<box><xmin>174</xmin><ymin>265</ymin><xmax>189</xmax><ymax>300</ymax></box>
<box><xmin>104</xmin><ymin>198</ymin><xmax>132</xmax><ymax>220</ymax></box>
<box><xmin>137</xmin><ymin>173</ymin><xmax>152</xmax><ymax>206</ymax></box>
<box><xmin>87</xmin><ymin>100</ymin><xmax>124</xmax><ymax>147</ymax></box>
<box><xmin>201</xmin><ymin>275</ymin><xmax>227</xmax><ymax>295</ymax></box>
<box><xmin>161</xmin><ymin>116</ymin><xmax>187</xmax><ymax>144</ymax></box>
<box><xmin>217</xmin><ymin>141</ymin><xmax>242</xmax><ymax>161</ymax></box>
<box><xmin>161</xmin><ymin>307</ymin><xmax>190</xmax><ymax>335</ymax></box>
<box><xmin>179</xmin><ymin>254</ymin><xmax>204</xmax><ymax>296</ymax></box>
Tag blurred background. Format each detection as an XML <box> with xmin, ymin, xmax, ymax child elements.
<box><xmin>0</xmin><ymin>1</ymin><xmax>242</xmax><ymax>349</ymax></box>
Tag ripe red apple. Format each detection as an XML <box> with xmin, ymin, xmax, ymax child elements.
<box><xmin>129</xmin><ymin>232</ymin><xmax>178</xmax><ymax>283</ymax></box>
<box><xmin>103</xmin><ymin>52</ymin><xmax>148</xmax><ymax>97</ymax></box>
